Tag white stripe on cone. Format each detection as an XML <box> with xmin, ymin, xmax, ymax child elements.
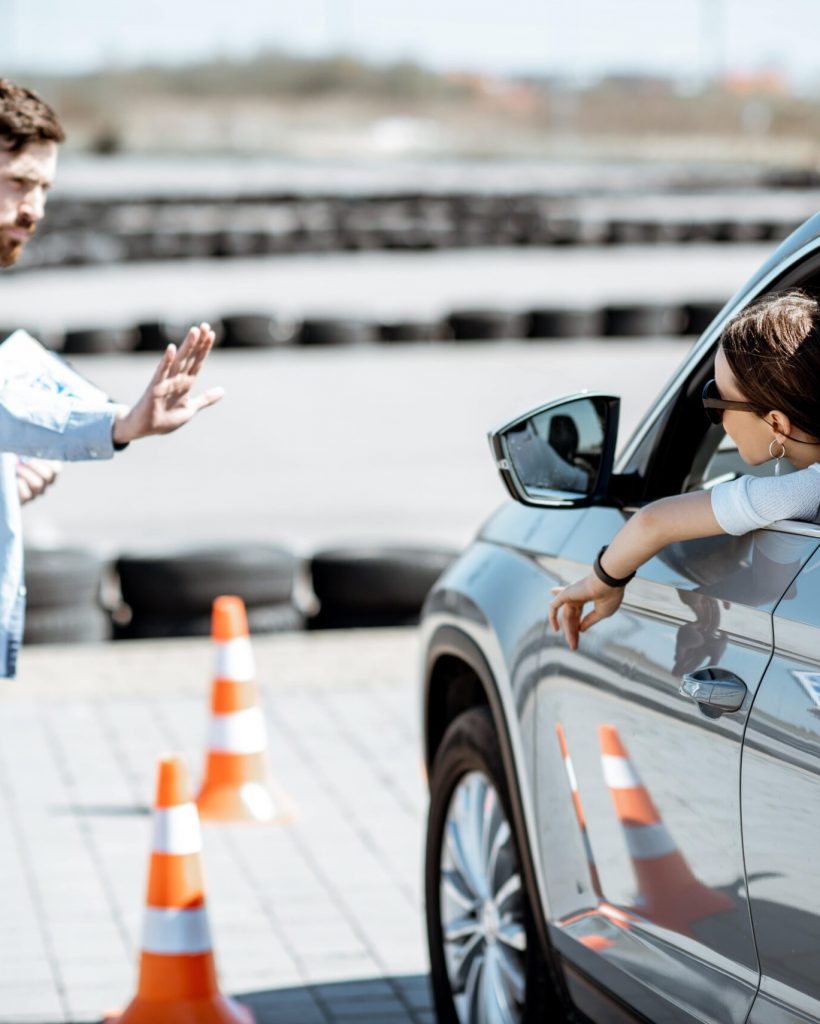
<box><xmin>562</xmin><ymin>755</ymin><xmax>579</xmax><ymax>792</ymax></box>
<box><xmin>601</xmin><ymin>754</ymin><xmax>643</xmax><ymax>790</ymax></box>
<box><xmin>213</xmin><ymin>638</ymin><xmax>255</xmax><ymax>682</ymax></box>
<box><xmin>151</xmin><ymin>804</ymin><xmax>202</xmax><ymax>856</ymax></box>
<box><xmin>207</xmin><ymin>706</ymin><xmax>267</xmax><ymax>754</ymax></box>
<box><xmin>623</xmin><ymin>822</ymin><xmax>678</xmax><ymax>861</ymax></box>
<box><xmin>142</xmin><ymin>906</ymin><xmax>212</xmax><ymax>955</ymax></box>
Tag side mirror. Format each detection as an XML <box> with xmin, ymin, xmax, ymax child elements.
<box><xmin>488</xmin><ymin>393</ymin><xmax>620</xmax><ymax>508</ymax></box>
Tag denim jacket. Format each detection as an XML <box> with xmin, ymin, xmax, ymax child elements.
<box><xmin>0</xmin><ymin>383</ymin><xmax>119</xmax><ymax>677</ymax></box>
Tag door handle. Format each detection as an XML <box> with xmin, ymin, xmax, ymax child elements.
<box><xmin>680</xmin><ymin>668</ymin><xmax>747</xmax><ymax>716</ymax></box>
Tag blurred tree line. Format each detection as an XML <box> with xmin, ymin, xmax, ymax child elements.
<box><xmin>19</xmin><ymin>52</ymin><xmax>820</xmax><ymax>163</ymax></box>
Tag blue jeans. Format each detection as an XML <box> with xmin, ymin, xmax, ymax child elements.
<box><xmin>6</xmin><ymin>590</ymin><xmax>24</xmax><ymax>679</ymax></box>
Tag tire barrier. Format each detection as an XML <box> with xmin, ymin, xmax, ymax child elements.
<box><xmin>528</xmin><ymin>307</ymin><xmax>605</xmax><ymax>339</ymax></box>
<box><xmin>220</xmin><ymin>314</ymin><xmax>289</xmax><ymax>348</ymax></box>
<box><xmin>23</xmin><ymin>547</ymin><xmax>112</xmax><ymax>645</ymax></box>
<box><xmin>604</xmin><ymin>303</ymin><xmax>686</xmax><ymax>338</ymax></box>
<box><xmin>299</xmin><ymin>317</ymin><xmax>378</xmax><ymax>346</ymax></box>
<box><xmin>448</xmin><ymin>309</ymin><xmax>529</xmax><ymax>341</ymax></box>
<box><xmin>117</xmin><ymin>545</ymin><xmax>296</xmax><ymax>614</ymax></box>
<box><xmin>19</xmin><ymin>187</ymin><xmax>810</xmax><ymax>271</ymax></box>
<box><xmin>683</xmin><ymin>301</ymin><xmax>724</xmax><ymax>337</ymax></box>
<box><xmin>22</xmin><ymin>542</ymin><xmax>457</xmax><ymax>643</ymax></box>
<box><xmin>379</xmin><ymin>320</ymin><xmax>449</xmax><ymax>343</ymax></box>
<box><xmin>63</xmin><ymin>326</ymin><xmax>140</xmax><ymax>355</ymax></box>
<box><xmin>309</xmin><ymin>545</ymin><xmax>457</xmax><ymax>629</ymax></box>
<box><xmin>116</xmin><ymin>603</ymin><xmax>306</xmax><ymax>641</ymax></box>
<box><xmin>26</xmin><ymin>296</ymin><xmax>725</xmax><ymax>355</ymax></box>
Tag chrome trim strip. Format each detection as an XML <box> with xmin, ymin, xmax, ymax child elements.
<box><xmin>761</xmin><ymin>520</ymin><xmax>820</xmax><ymax>539</ymax></box>
<box><xmin>614</xmin><ymin>236</ymin><xmax>820</xmax><ymax>474</ymax></box>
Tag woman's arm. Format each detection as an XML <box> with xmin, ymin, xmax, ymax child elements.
<box><xmin>548</xmin><ymin>490</ymin><xmax>722</xmax><ymax>650</ymax></box>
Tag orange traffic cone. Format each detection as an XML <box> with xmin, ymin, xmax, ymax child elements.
<box><xmin>556</xmin><ymin>723</ymin><xmax>603</xmax><ymax>899</ymax></box>
<box><xmin>598</xmin><ymin>724</ymin><xmax>734</xmax><ymax>932</ymax></box>
<box><xmin>196</xmin><ymin>596</ymin><xmax>290</xmax><ymax>824</ymax></box>
<box><xmin>107</xmin><ymin>755</ymin><xmax>253</xmax><ymax>1024</ymax></box>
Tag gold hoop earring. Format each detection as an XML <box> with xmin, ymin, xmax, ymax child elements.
<box><xmin>769</xmin><ymin>437</ymin><xmax>786</xmax><ymax>476</ymax></box>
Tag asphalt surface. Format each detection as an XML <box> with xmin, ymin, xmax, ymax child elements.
<box><xmin>0</xmin><ymin>629</ymin><xmax>427</xmax><ymax>1024</ymax></box>
<box><xmin>0</xmin><ymin>244</ymin><xmax>768</xmax><ymax>332</ymax></box>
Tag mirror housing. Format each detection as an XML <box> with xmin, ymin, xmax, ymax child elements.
<box><xmin>488</xmin><ymin>393</ymin><xmax>620</xmax><ymax>508</ymax></box>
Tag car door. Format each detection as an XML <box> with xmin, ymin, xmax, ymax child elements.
<box><xmin>528</xmin><ymin>348</ymin><xmax>820</xmax><ymax>1022</ymax></box>
<box><xmin>742</xmin><ymin>538</ymin><xmax>820</xmax><ymax>1024</ymax></box>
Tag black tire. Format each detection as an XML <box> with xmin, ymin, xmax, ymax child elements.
<box><xmin>604</xmin><ymin>303</ymin><xmax>684</xmax><ymax>338</ymax></box>
<box><xmin>24</xmin><ymin>605</ymin><xmax>111</xmax><ymax>645</ymax></box>
<box><xmin>117</xmin><ymin>601</ymin><xmax>304</xmax><ymax>640</ymax></box>
<box><xmin>448</xmin><ymin>310</ymin><xmax>528</xmax><ymax>341</ymax></box>
<box><xmin>528</xmin><ymin>307</ymin><xmax>605</xmax><ymax>339</ymax></box>
<box><xmin>117</xmin><ymin>545</ymin><xmax>297</xmax><ymax>615</ymax></box>
<box><xmin>683</xmin><ymin>301</ymin><xmax>724</xmax><ymax>337</ymax></box>
<box><xmin>310</xmin><ymin>546</ymin><xmax>456</xmax><ymax>618</ymax></box>
<box><xmin>379</xmin><ymin>321</ymin><xmax>448</xmax><ymax>343</ymax></box>
<box><xmin>63</xmin><ymin>327</ymin><xmax>140</xmax><ymax>354</ymax></box>
<box><xmin>425</xmin><ymin>708</ymin><xmax>561</xmax><ymax>1023</ymax></box>
<box><xmin>307</xmin><ymin>606</ymin><xmax>419</xmax><ymax>631</ymax></box>
<box><xmin>221</xmin><ymin>314</ymin><xmax>290</xmax><ymax>348</ymax></box>
<box><xmin>24</xmin><ymin>548</ymin><xmax>105</xmax><ymax>609</ymax></box>
<box><xmin>299</xmin><ymin>318</ymin><xmax>377</xmax><ymax>346</ymax></box>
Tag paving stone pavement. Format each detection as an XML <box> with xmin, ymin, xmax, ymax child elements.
<box><xmin>0</xmin><ymin>628</ymin><xmax>433</xmax><ymax>1024</ymax></box>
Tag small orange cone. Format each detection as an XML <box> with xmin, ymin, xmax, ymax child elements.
<box><xmin>556</xmin><ymin>723</ymin><xmax>603</xmax><ymax>899</ymax></box>
<box><xmin>598</xmin><ymin>724</ymin><xmax>734</xmax><ymax>932</ymax></box>
<box><xmin>106</xmin><ymin>755</ymin><xmax>254</xmax><ymax>1024</ymax></box>
<box><xmin>196</xmin><ymin>596</ymin><xmax>290</xmax><ymax>824</ymax></box>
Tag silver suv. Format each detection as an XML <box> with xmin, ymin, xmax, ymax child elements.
<box><xmin>421</xmin><ymin>215</ymin><xmax>820</xmax><ymax>1024</ymax></box>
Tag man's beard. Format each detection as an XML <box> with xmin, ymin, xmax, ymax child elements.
<box><xmin>0</xmin><ymin>227</ymin><xmax>32</xmax><ymax>267</ymax></box>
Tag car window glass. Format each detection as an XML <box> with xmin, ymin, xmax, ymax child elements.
<box><xmin>685</xmin><ymin>432</ymin><xmax>796</xmax><ymax>493</ymax></box>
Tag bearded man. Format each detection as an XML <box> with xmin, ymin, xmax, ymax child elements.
<box><xmin>0</xmin><ymin>79</ymin><xmax>223</xmax><ymax>676</ymax></box>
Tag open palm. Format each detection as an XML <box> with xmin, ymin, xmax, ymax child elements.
<box><xmin>113</xmin><ymin>323</ymin><xmax>223</xmax><ymax>445</ymax></box>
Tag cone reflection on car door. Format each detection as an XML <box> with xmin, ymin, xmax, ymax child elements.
<box><xmin>598</xmin><ymin>724</ymin><xmax>734</xmax><ymax>933</ymax></box>
<box><xmin>555</xmin><ymin>723</ymin><xmax>603</xmax><ymax>900</ymax></box>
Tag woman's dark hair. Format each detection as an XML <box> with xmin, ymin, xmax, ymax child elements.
<box><xmin>719</xmin><ymin>288</ymin><xmax>820</xmax><ymax>440</ymax></box>
<box><xmin>0</xmin><ymin>79</ymin><xmax>65</xmax><ymax>151</ymax></box>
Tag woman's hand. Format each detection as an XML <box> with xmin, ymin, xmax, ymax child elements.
<box><xmin>548</xmin><ymin>574</ymin><xmax>625</xmax><ymax>651</ymax></box>
<box><xmin>113</xmin><ymin>323</ymin><xmax>223</xmax><ymax>445</ymax></box>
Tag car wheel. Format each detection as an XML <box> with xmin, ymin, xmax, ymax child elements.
<box><xmin>426</xmin><ymin>708</ymin><xmax>555</xmax><ymax>1024</ymax></box>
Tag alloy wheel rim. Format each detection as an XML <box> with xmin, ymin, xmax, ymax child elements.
<box><xmin>440</xmin><ymin>769</ymin><xmax>527</xmax><ymax>1024</ymax></box>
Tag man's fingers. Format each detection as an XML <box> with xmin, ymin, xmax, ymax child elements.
<box><xmin>187</xmin><ymin>330</ymin><xmax>214</xmax><ymax>379</ymax></box>
<box><xmin>169</xmin><ymin>326</ymin><xmax>200</xmax><ymax>376</ymax></box>
<box><xmin>150</xmin><ymin>344</ymin><xmax>176</xmax><ymax>387</ymax></box>
<box><xmin>189</xmin><ymin>387</ymin><xmax>225</xmax><ymax>412</ymax></box>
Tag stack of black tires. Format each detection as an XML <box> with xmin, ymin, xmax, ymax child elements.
<box><xmin>115</xmin><ymin>544</ymin><xmax>301</xmax><ymax>638</ymax></box>
<box><xmin>21</xmin><ymin>542</ymin><xmax>457</xmax><ymax>645</ymax></box>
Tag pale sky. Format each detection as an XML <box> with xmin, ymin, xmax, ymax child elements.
<box><xmin>3</xmin><ymin>0</ymin><xmax>818</xmax><ymax>91</ymax></box>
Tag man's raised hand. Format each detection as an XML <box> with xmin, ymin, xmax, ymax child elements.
<box><xmin>112</xmin><ymin>323</ymin><xmax>223</xmax><ymax>446</ymax></box>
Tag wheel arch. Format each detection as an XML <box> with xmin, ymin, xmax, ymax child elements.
<box><xmin>423</xmin><ymin>624</ymin><xmax>578</xmax><ymax>1018</ymax></box>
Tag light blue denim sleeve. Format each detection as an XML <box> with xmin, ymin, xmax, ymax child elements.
<box><xmin>0</xmin><ymin>384</ymin><xmax>119</xmax><ymax>460</ymax></box>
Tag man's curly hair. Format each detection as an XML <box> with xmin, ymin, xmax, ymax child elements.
<box><xmin>0</xmin><ymin>79</ymin><xmax>65</xmax><ymax>151</ymax></box>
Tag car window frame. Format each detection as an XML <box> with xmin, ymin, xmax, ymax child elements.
<box><xmin>615</xmin><ymin>233</ymin><xmax>820</xmax><ymax>541</ymax></box>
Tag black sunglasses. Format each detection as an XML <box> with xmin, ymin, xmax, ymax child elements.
<box><xmin>701</xmin><ymin>378</ymin><xmax>769</xmax><ymax>426</ymax></box>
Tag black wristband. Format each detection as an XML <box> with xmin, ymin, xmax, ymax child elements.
<box><xmin>593</xmin><ymin>546</ymin><xmax>635</xmax><ymax>588</ymax></box>
<box><xmin>113</xmin><ymin>440</ymin><xmax>129</xmax><ymax>452</ymax></box>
